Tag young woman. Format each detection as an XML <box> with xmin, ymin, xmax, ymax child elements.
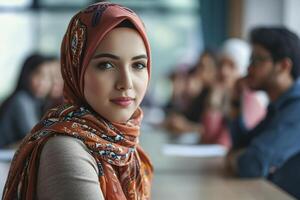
<box><xmin>0</xmin><ymin>53</ymin><xmax>53</xmax><ymax>148</ymax></box>
<box><xmin>2</xmin><ymin>3</ymin><xmax>153</xmax><ymax>200</ymax></box>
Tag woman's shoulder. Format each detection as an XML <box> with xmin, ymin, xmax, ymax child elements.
<box><xmin>39</xmin><ymin>135</ymin><xmax>99</xmax><ymax>173</ymax></box>
<box><xmin>37</xmin><ymin>135</ymin><xmax>104</xmax><ymax>200</ymax></box>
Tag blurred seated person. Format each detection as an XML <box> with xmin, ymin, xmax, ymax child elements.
<box><xmin>164</xmin><ymin>67</ymin><xmax>189</xmax><ymax>114</ymax></box>
<box><xmin>226</xmin><ymin>27</ymin><xmax>300</xmax><ymax>198</ymax></box>
<box><xmin>199</xmin><ymin>39</ymin><xmax>253</xmax><ymax>148</ymax></box>
<box><xmin>163</xmin><ymin>49</ymin><xmax>218</xmax><ymax>139</ymax></box>
<box><xmin>165</xmin><ymin>49</ymin><xmax>217</xmax><ymax>116</ymax></box>
<box><xmin>201</xmin><ymin>39</ymin><xmax>266</xmax><ymax>148</ymax></box>
<box><xmin>163</xmin><ymin>39</ymin><xmax>266</xmax><ymax>149</ymax></box>
<box><xmin>43</xmin><ymin>57</ymin><xmax>64</xmax><ymax>111</ymax></box>
<box><xmin>0</xmin><ymin>53</ymin><xmax>53</xmax><ymax>148</ymax></box>
<box><xmin>183</xmin><ymin>49</ymin><xmax>218</xmax><ymax>122</ymax></box>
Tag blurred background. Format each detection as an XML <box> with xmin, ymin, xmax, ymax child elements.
<box><xmin>1</xmin><ymin>0</ymin><xmax>300</xmax><ymax>106</ymax></box>
<box><xmin>2</xmin><ymin>1</ymin><xmax>300</xmax><ymax>199</ymax></box>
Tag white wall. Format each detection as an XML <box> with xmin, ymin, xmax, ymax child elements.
<box><xmin>242</xmin><ymin>0</ymin><xmax>284</xmax><ymax>38</ymax></box>
<box><xmin>283</xmin><ymin>0</ymin><xmax>300</xmax><ymax>37</ymax></box>
<box><xmin>0</xmin><ymin>11</ymin><xmax>73</xmax><ymax>102</ymax></box>
<box><xmin>0</xmin><ymin>12</ymin><xmax>37</xmax><ymax>99</ymax></box>
<box><xmin>242</xmin><ymin>0</ymin><xmax>300</xmax><ymax>38</ymax></box>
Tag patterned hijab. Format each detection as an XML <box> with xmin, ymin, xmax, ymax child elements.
<box><xmin>2</xmin><ymin>2</ymin><xmax>153</xmax><ymax>200</ymax></box>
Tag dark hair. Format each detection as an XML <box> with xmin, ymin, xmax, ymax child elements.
<box><xmin>15</xmin><ymin>53</ymin><xmax>54</xmax><ymax>93</ymax></box>
<box><xmin>0</xmin><ymin>53</ymin><xmax>54</xmax><ymax>117</ymax></box>
<box><xmin>250</xmin><ymin>27</ymin><xmax>300</xmax><ymax>80</ymax></box>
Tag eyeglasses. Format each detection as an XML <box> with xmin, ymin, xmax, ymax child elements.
<box><xmin>249</xmin><ymin>55</ymin><xmax>273</xmax><ymax>67</ymax></box>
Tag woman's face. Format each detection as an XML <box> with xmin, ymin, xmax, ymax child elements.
<box><xmin>30</xmin><ymin>63</ymin><xmax>52</xmax><ymax>98</ymax></box>
<box><xmin>218</xmin><ymin>56</ymin><xmax>239</xmax><ymax>88</ymax></box>
<box><xmin>197</xmin><ymin>53</ymin><xmax>217</xmax><ymax>85</ymax></box>
<box><xmin>84</xmin><ymin>27</ymin><xmax>148</xmax><ymax>123</ymax></box>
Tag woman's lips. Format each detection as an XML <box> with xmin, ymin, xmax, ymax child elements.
<box><xmin>110</xmin><ymin>97</ymin><xmax>134</xmax><ymax>107</ymax></box>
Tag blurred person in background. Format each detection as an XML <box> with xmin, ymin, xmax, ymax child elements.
<box><xmin>163</xmin><ymin>49</ymin><xmax>218</xmax><ymax>140</ymax></box>
<box><xmin>2</xmin><ymin>3</ymin><xmax>153</xmax><ymax>200</ymax></box>
<box><xmin>183</xmin><ymin>49</ymin><xmax>218</xmax><ymax>122</ymax></box>
<box><xmin>226</xmin><ymin>27</ymin><xmax>300</xmax><ymax>199</ymax></box>
<box><xmin>0</xmin><ymin>53</ymin><xmax>53</xmax><ymax>148</ymax></box>
<box><xmin>200</xmin><ymin>39</ymin><xmax>266</xmax><ymax>148</ymax></box>
<box><xmin>164</xmin><ymin>67</ymin><xmax>189</xmax><ymax>114</ymax></box>
<box><xmin>218</xmin><ymin>39</ymin><xmax>266</xmax><ymax>129</ymax></box>
<box><xmin>43</xmin><ymin>57</ymin><xmax>64</xmax><ymax>111</ymax></box>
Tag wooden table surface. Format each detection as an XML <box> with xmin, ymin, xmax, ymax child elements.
<box><xmin>139</xmin><ymin>128</ymin><xmax>296</xmax><ymax>200</ymax></box>
<box><xmin>0</xmin><ymin>128</ymin><xmax>296</xmax><ymax>200</ymax></box>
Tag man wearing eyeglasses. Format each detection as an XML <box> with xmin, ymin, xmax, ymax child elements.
<box><xmin>226</xmin><ymin>27</ymin><xmax>300</xmax><ymax>199</ymax></box>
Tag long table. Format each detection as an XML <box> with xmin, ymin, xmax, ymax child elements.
<box><xmin>0</xmin><ymin>128</ymin><xmax>296</xmax><ymax>199</ymax></box>
<box><xmin>139</xmin><ymin>129</ymin><xmax>296</xmax><ymax>200</ymax></box>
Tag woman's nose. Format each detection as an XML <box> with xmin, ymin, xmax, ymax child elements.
<box><xmin>116</xmin><ymin>67</ymin><xmax>133</xmax><ymax>90</ymax></box>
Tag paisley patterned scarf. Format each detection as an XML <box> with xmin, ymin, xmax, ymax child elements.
<box><xmin>2</xmin><ymin>2</ymin><xmax>153</xmax><ymax>200</ymax></box>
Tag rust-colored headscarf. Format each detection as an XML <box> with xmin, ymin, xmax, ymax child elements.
<box><xmin>2</xmin><ymin>2</ymin><xmax>153</xmax><ymax>200</ymax></box>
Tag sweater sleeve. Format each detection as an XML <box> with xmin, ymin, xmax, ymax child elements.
<box><xmin>37</xmin><ymin>135</ymin><xmax>105</xmax><ymax>200</ymax></box>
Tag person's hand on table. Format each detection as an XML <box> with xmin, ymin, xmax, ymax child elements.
<box><xmin>163</xmin><ymin>113</ymin><xmax>203</xmax><ymax>134</ymax></box>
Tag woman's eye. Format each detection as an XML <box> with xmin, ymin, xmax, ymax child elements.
<box><xmin>133</xmin><ymin>62</ymin><xmax>146</xmax><ymax>70</ymax></box>
<box><xmin>96</xmin><ymin>62</ymin><xmax>114</xmax><ymax>70</ymax></box>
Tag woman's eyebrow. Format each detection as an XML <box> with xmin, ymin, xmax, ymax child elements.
<box><xmin>132</xmin><ymin>55</ymin><xmax>147</xmax><ymax>60</ymax></box>
<box><xmin>93</xmin><ymin>53</ymin><xmax>120</xmax><ymax>60</ymax></box>
<box><xmin>92</xmin><ymin>53</ymin><xmax>147</xmax><ymax>60</ymax></box>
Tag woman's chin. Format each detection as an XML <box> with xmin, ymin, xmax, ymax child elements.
<box><xmin>105</xmin><ymin>114</ymin><xmax>133</xmax><ymax>124</ymax></box>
